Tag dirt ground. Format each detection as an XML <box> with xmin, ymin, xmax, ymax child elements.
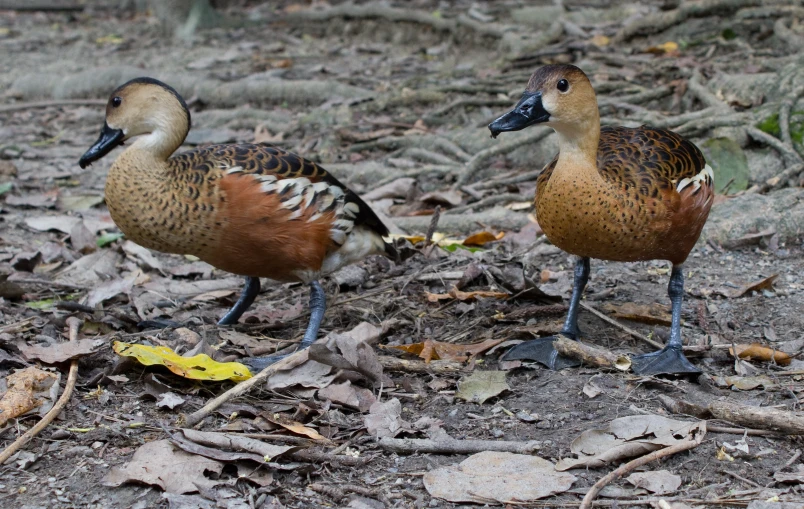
<box><xmin>2</xmin><ymin>1</ymin><xmax>804</xmax><ymax>508</ymax></box>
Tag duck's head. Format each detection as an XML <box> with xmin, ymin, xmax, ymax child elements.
<box><xmin>79</xmin><ymin>77</ymin><xmax>190</xmax><ymax>168</ymax></box>
<box><xmin>488</xmin><ymin>64</ymin><xmax>598</xmax><ymax>139</ymax></box>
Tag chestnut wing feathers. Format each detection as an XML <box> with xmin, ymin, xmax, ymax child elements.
<box><xmin>595</xmin><ymin>126</ymin><xmax>708</xmax><ymax>194</ymax></box>
<box><xmin>170</xmin><ymin>143</ymin><xmax>390</xmax><ymax>239</ymax></box>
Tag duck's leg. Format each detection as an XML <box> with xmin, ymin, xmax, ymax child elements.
<box><xmin>218</xmin><ymin>277</ymin><xmax>261</xmax><ymax>325</ymax></box>
<box><xmin>243</xmin><ymin>281</ymin><xmax>326</xmax><ymax>372</ymax></box>
<box><xmin>501</xmin><ymin>257</ymin><xmax>589</xmax><ymax>369</ymax></box>
<box><xmin>631</xmin><ymin>265</ymin><xmax>701</xmax><ymax>375</ymax></box>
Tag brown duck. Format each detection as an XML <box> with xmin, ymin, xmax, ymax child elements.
<box><xmin>489</xmin><ymin>64</ymin><xmax>714</xmax><ymax>375</ymax></box>
<box><xmin>79</xmin><ymin>77</ymin><xmax>395</xmax><ymax>371</ymax></box>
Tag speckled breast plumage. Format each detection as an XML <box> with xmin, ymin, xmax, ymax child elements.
<box><xmin>536</xmin><ymin>126</ymin><xmax>713</xmax><ymax>264</ymax></box>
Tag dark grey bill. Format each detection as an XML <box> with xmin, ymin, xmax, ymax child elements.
<box><xmin>78</xmin><ymin>122</ymin><xmax>125</xmax><ymax>168</ymax></box>
<box><xmin>488</xmin><ymin>91</ymin><xmax>550</xmax><ymax>138</ymax></box>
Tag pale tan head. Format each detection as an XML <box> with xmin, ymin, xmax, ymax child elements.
<box><xmin>79</xmin><ymin>77</ymin><xmax>191</xmax><ymax>168</ymax></box>
<box><xmin>489</xmin><ymin>64</ymin><xmax>599</xmax><ymax>138</ymax></box>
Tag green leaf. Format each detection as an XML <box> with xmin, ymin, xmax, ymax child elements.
<box><xmin>97</xmin><ymin>232</ymin><xmax>124</xmax><ymax>247</ymax></box>
<box><xmin>0</xmin><ymin>182</ymin><xmax>11</xmax><ymax>195</ymax></box>
<box><xmin>26</xmin><ymin>298</ymin><xmax>56</xmax><ymax>310</ymax></box>
<box><xmin>701</xmin><ymin>137</ymin><xmax>750</xmax><ymax>194</ymax></box>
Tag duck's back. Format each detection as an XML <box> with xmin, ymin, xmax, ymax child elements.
<box><xmin>106</xmin><ymin>143</ymin><xmax>391</xmax><ymax>282</ymax></box>
<box><xmin>536</xmin><ymin>126</ymin><xmax>714</xmax><ymax>264</ymax></box>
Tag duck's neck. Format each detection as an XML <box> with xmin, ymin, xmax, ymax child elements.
<box><xmin>129</xmin><ymin>125</ymin><xmax>186</xmax><ymax>162</ymax></box>
<box><xmin>553</xmin><ymin>113</ymin><xmax>601</xmax><ymax>179</ymax></box>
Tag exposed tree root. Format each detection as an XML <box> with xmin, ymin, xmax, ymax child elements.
<box><xmin>614</xmin><ymin>0</ymin><xmax>762</xmax><ymax>42</ymax></box>
<box><xmin>281</xmin><ymin>3</ymin><xmax>505</xmax><ymax>38</ymax></box>
<box><xmin>392</xmin><ymin>207</ymin><xmax>529</xmax><ymax>235</ymax></box>
<box><xmin>350</xmin><ymin>134</ymin><xmax>471</xmax><ymax>163</ymax></box>
<box><xmin>453</xmin><ymin>127</ymin><xmax>552</xmax><ymax>188</ymax></box>
<box><xmin>8</xmin><ymin>67</ymin><xmax>372</xmax><ymax>106</ymax></box>
<box><xmin>774</xmin><ymin>17</ymin><xmax>804</xmax><ymax>52</ymax></box>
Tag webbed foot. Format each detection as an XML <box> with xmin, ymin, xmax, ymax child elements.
<box><xmin>631</xmin><ymin>345</ymin><xmax>700</xmax><ymax>376</ymax></box>
<box><xmin>501</xmin><ymin>336</ymin><xmax>582</xmax><ymax>370</ymax></box>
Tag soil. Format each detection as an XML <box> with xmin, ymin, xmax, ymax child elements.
<box><xmin>2</xmin><ymin>1</ymin><xmax>804</xmax><ymax>508</ymax></box>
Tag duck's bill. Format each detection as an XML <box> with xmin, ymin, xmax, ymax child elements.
<box><xmin>78</xmin><ymin>123</ymin><xmax>124</xmax><ymax>168</ymax></box>
<box><xmin>488</xmin><ymin>92</ymin><xmax>550</xmax><ymax>138</ymax></box>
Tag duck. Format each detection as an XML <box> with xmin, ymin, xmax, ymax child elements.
<box><xmin>78</xmin><ymin>77</ymin><xmax>396</xmax><ymax>371</ymax></box>
<box><xmin>488</xmin><ymin>64</ymin><xmax>714</xmax><ymax>375</ymax></box>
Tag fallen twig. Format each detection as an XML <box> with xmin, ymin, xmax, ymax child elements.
<box><xmin>0</xmin><ymin>317</ymin><xmax>82</xmax><ymax>465</ymax></box>
<box><xmin>579</xmin><ymin>421</ymin><xmax>706</xmax><ymax>509</ymax></box>
<box><xmin>659</xmin><ymin>395</ymin><xmax>801</xmax><ymax>434</ymax></box>
<box><xmin>746</xmin><ymin>163</ymin><xmax>804</xmax><ymax>193</ymax></box>
<box><xmin>709</xmin><ymin>400</ymin><xmax>804</xmax><ymax>434</ymax></box>
<box><xmin>378</xmin><ymin>356</ymin><xmax>465</xmax><ymax>374</ymax></box>
<box><xmin>378</xmin><ymin>435</ymin><xmax>541</xmax><ymax>455</ymax></box>
<box><xmin>554</xmin><ymin>336</ymin><xmax>630</xmax><ymax>371</ymax></box>
<box><xmin>185</xmin><ymin>348</ymin><xmax>309</xmax><ymax>427</ymax></box>
<box><xmin>579</xmin><ymin>302</ymin><xmax>664</xmax><ymax>350</ymax></box>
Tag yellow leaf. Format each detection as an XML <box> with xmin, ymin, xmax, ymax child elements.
<box><xmin>644</xmin><ymin>41</ymin><xmax>679</xmax><ymax>54</ymax></box>
<box><xmin>590</xmin><ymin>34</ymin><xmax>610</xmax><ymax>47</ymax></box>
<box><xmin>729</xmin><ymin>343</ymin><xmax>791</xmax><ymax>366</ymax></box>
<box><xmin>113</xmin><ymin>341</ymin><xmax>252</xmax><ymax>382</ymax></box>
<box><xmin>96</xmin><ymin>34</ymin><xmax>124</xmax><ymax>45</ymax></box>
<box><xmin>462</xmin><ymin>231</ymin><xmax>505</xmax><ymax>247</ymax></box>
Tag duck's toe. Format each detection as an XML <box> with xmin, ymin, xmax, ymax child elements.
<box><xmin>631</xmin><ymin>346</ymin><xmax>701</xmax><ymax>376</ymax></box>
<box><xmin>501</xmin><ymin>336</ymin><xmax>582</xmax><ymax>370</ymax></box>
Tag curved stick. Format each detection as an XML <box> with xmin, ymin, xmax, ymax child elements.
<box><xmin>0</xmin><ymin>317</ymin><xmax>82</xmax><ymax>465</ymax></box>
<box><xmin>579</xmin><ymin>421</ymin><xmax>706</xmax><ymax>509</ymax></box>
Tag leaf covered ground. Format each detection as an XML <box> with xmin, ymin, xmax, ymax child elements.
<box><xmin>2</xmin><ymin>1</ymin><xmax>804</xmax><ymax>508</ymax></box>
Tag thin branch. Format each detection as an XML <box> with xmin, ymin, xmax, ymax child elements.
<box><xmin>579</xmin><ymin>422</ymin><xmax>706</xmax><ymax>509</ymax></box>
<box><xmin>0</xmin><ymin>317</ymin><xmax>82</xmax><ymax>465</ymax></box>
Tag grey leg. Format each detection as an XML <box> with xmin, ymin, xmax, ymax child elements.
<box><xmin>631</xmin><ymin>265</ymin><xmax>701</xmax><ymax>375</ymax></box>
<box><xmin>218</xmin><ymin>277</ymin><xmax>260</xmax><ymax>325</ymax></box>
<box><xmin>502</xmin><ymin>257</ymin><xmax>590</xmax><ymax>369</ymax></box>
<box><xmin>244</xmin><ymin>281</ymin><xmax>326</xmax><ymax>372</ymax></box>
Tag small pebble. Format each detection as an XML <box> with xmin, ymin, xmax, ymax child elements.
<box><xmin>491</xmin><ymin>428</ymin><xmax>504</xmax><ymax>438</ymax></box>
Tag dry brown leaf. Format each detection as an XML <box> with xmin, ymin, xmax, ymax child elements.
<box><xmin>388</xmin><ymin>338</ymin><xmax>504</xmax><ymax>363</ymax></box>
<box><xmin>318</xmin><ymin>381</ymin><xmax>376</xmax><ymax>412</ymax></box>
<box><xmin>426</xmin><ymin>286</ymin><xmax>509</xmax><ymax>303</ymax></box>
<box><xmin>103</xmin><ymin>440</ymin><xmax>223</xmax><ymax>494</ymax></box>
<box><xmin>729</xmin><ymin>343</ymin><xmax>791</xmax><ymax>366</ymax></box>
<box><xmin>555</xmin><ymin>416</ymin><xmax>705</xmax><ymax>471</ymax></box>
<box><xmin>626</xmin><ymin>470</ymin><xmax>681</xmax><ymax>495</ymax></box>
<box><xmin>590</xmin><ymin>34</ymin><xmax>610</xmax><ymax>47</ymax></box>
<box><xmin>19</xmin><ymin>338</ymin><xmax>105</xmax><ymax>364</ymax></box>
<box><xmin>0</xmin><ymin>367</ymin><xmax>59</xmax><ymax>426</ymax></box>
<box><xmin>602</xmin><ymin>302</ymin><xmax>672</xmax><ymax>326</ymax></box>
<box><xmin>729</xmin><ymin>274</ymin><xmax>778</xmax><ymax>298</ymax></box>
<box><xmin>724</xmin><ymin>375</ymin><xmax>776</xmax><ymax>390</ymax></box>
<box><xmin>261</xmin><ymin>412</ymin><xmax>326</xmax><ymax>441</ymax></box>
<box><xmin>424</xmin><ymin>451</ymin><xmax>576</xmax><ymax>503</ymax></box>
<box><xmin>84</xmin><ymin>271</ymin><xmax>139</xmax><ymax>307</ymax></box>
<box><xmin>462</xmin><ymin>231</ymin><xmax>505</xmax><ymax>247</ymax></box>
<box><xmin>455</xmin><ymin>371</ymin><xmax>509</xmax><ymax>404</ymax></box>
<box><xmin>364</xmin><ymin>398</ymin><xmax>411</xmax><ymax>438</ymax></box>
<box><xmin>419</xmin><ymin>190</ymin><xmax>463</xmax><ymax>207</ymax></box>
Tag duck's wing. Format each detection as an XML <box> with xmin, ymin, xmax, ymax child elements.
<box><xmin>175</xmin><ymin>143</ymin><xmax>391</xmax><ymax>239</ymax></box>
<box><xmin>596</xmin><ymin>126</ymin><xmax>712</xmax><ymax>198</ymax></box>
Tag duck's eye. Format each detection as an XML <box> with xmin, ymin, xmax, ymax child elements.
<box><xmin>557</xmin><ymin>79</ymin><xmax>569</xmax><ymax>93</ymax></box>
<box><xmin>111</xmin><ymin>97</ymin><xmax>122</xmax><ymax>108</ymax></box>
